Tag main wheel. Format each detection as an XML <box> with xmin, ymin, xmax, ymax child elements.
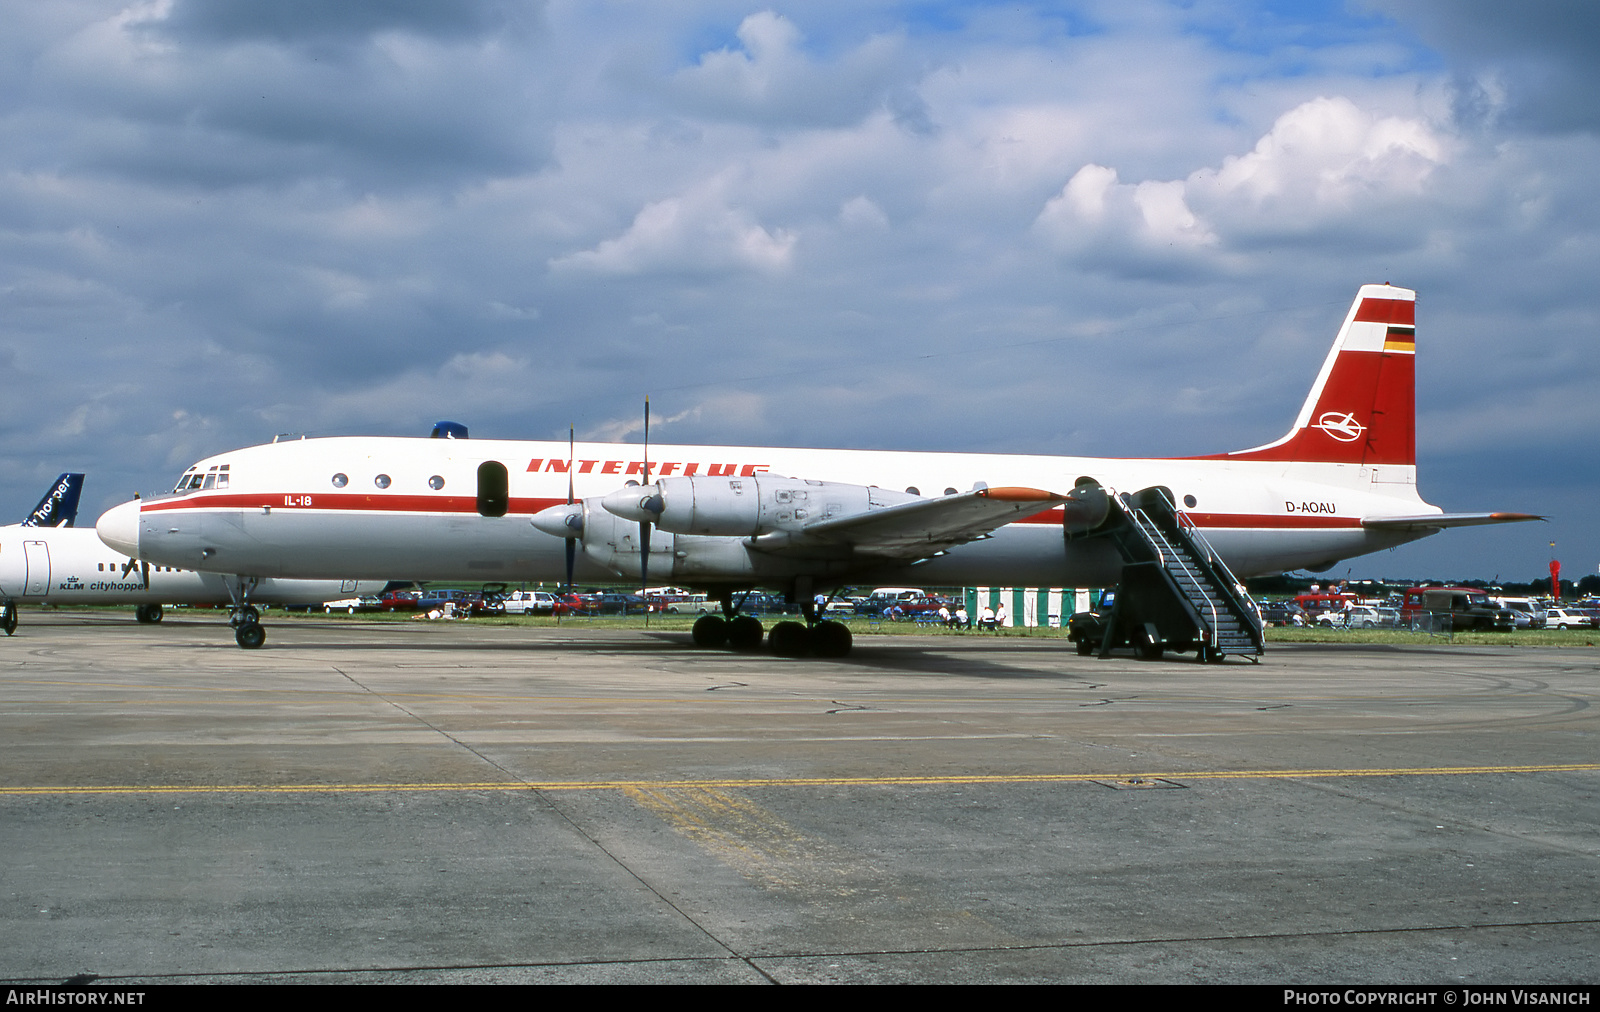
<box><xmin>135</xmin><ymin>604</ymin><xmax>164</xmax><ymax>624</ymax></box>
<box><xmin>692</xmin><ymin>614</ymin><xmax>728</xmax><ymax>648</ymax></box>
<box><xmin>235</xmin><ymin>622</ymin><xmax>266</xmax><ymax>649</ymax></box>
<box><xmin>726</xmin><ymin>615</ymin><xmax>764</xmax><ymax>651</ymax></box>
<box><xmin>768</xmin><ymin>620</ymin><xmax>810</xmax><ymax>657</ymax></box>
<box><xmin>2</xmin><ymin>604</ymin><xmax>16</xmax><ymax>636</ymax></box>
<box><xmin>811</xmin><ymin>620</ymin><xmax>852</xmax><ymax>658</ymax></box>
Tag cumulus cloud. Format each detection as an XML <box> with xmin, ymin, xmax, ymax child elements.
<box><xmin>549</xmin><ymin>177</ymin><xmax>796</xmax><ymax>276</ymax></box>
<box><xmin>668</xmin><ymin>11</ymin><xmax>925</xmax><ymax>129</ymax></box>
<box><xmin>1036</xmin><ymin>96</ymin><xmax>1448</xmax><ymax>271</ymax></box>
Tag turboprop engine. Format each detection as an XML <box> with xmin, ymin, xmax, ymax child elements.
<box><xmin>530</xmin><ymin>474</ymin><xmax>1071</xmax><ymax>586</ymax></box>
<box><xmin>597</xmin><ymin>475</ymin><xmax>924</xmax><ymax>537</ymax></box>
<box><xmin>530</xmin><ymin>485</ymin><xmax>863</xmax><ymax>584</ymax></box>
<box><xmin>1059</xmin><ymin>481</ymin><xmax>1115</xmax><ymax>537</ymax></box>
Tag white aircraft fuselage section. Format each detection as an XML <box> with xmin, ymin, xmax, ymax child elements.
<box><xmin>0</xmin><ymin>522</ymin><xmax>382</xmax><ymax>607</ymax></box>
<box><xmin>101</xmin><ymin>435</ymin><xmax>1435</xmax><ymax>587</ymax></box>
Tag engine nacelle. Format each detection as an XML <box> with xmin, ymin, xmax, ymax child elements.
<box><xmin>1060</xmin><ymin>482</ymin><xmax>1114</xmax><ymax>536</ymax></box>
<box><xmin>559</xmin><ymin>501</ymin><xmax>860</xmax><ymax>584</ymax></box>
<box><xmin>601</xmin><ymin>476</ymin><xmax>922</xmax><ymax>537</ymax></box>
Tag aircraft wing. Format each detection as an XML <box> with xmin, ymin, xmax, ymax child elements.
<box><xmin>1361</xmin><ymin>512</ymin><xmax>1545</xmax><ymax>532</ymax></box>
<box><xmin>748</xmin><ymin>486</ymin><xmax>1069</xmax><ymax>560</ymax></box>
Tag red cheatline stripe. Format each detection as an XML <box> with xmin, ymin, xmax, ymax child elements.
<box><xmin>144</xmin><ymin>496</ymin><xmax>1364</xmax><ymax>532</ymax></box>
<box><xmin>142</xmin><ymin>493</ymin><xmax>560</xmax><ymax>516</ymax></box>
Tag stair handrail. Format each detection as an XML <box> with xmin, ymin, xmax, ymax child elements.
<box><xmin>1175</xmin><ymin>509</ymin><xmax>1266</xmax><ymax>643</ymax></box>
<box><xmin>1132</xmin><ymin>506</ymin><xmax>1221</xmax><ymax>646</ymax></box>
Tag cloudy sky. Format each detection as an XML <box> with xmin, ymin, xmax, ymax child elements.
<box><xmin>1</xmin><ymin>0</ymin><xmax>1595</xmax><ymax>584</ymax></box>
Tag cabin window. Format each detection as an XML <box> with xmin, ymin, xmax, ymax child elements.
<box><xmin>331</xmin><ymin>473</ymin><xmax>348</xmax><ymax>488</ymax></box>
<box><xmin>477</xmin><ymin>461</ymin><xmax>509</xmax><ymax>517</ymax></box>
<box><xmin>429</xmin><ymin>475</ymin><xmax>445</xmax><ymax>490</ymax></box>
<box><xmin>375</xmin><ymin>474</ymin><xmax>391</xmax><ymax>489</ymax></box>
<box><xmin>1183</xmin><ymin>495</ymin><xmax>1197</xmax><ymax>508</ymax></box>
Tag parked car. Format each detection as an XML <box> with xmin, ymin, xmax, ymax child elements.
<box><xmin>503</xmin><ymin>590</ymin><xmax>564</xmax><ymax>615</ymax></box>
<box><xmin>1547</xmin><ymin>607</ymin><xmax>1596</xmax><ymax>630</ymax></box>
<box><xmin>379</xmin><ymin>590</ymin><xmax>420</xmax><ymax>612</ymax></box>
<box><xmin>587</xmin><ymin>592</ymin><xmax>650</xmax><ymax>615</ymax></box>
<box><xmin>664</xmin><ymin>594</ymin><xmax>713</xmax><ymax>614</ymax></box>
<box><xmin>459</xmin><ymin>592</ymin><xmax>504</xmax><ymax>617</ymax></box>
<box><xmin>1261</xmin><ymin>601</ymin><xmax>1306</xmax><ymax>626</ymax></box>
<box><xmin>1343</xmin><ymin>605</ymin><xmax>1401</xmax><ymax>629</ymax></box>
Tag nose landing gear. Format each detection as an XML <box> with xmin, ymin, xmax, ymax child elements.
<box><xmin>225</xmin><ymin>578</ymin><xmax>265</xmax><ymax>649</ymax></box>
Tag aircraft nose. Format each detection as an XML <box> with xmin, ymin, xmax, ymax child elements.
<box><xmin>96</xmin><ymin>499</ymin><xmax>142</xmax><ymax>557</ymax></box>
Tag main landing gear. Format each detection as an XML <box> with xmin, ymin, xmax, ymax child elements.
<box><xmin>691</xmin><ymin>612</ymin><xmax>765</xmax><ymax>651</ymax></box>
<box><xmin>135</xmin><ymin>604</ymin><xmax>163</xmax><ymax>624</ymax></box>
<box><xmin>1</xmin><ymin>601</ymin><xmax>16</xmax><ymax>637</ymax></box>
<box><xmin>688</xmin><ymin>591</ymin><xmax>854</xmax><ymax>658</ymax></box>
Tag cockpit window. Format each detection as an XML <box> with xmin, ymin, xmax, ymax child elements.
<box><xmin>174</xmin><ymin>463</ymin><xmax>231</xmax><ymax>493</ymax></box>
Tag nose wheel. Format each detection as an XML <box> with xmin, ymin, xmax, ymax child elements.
<box><xmin>235</xmin><ymin>621</ymin><xmax>266</xmax><ymax>649</ymax></box>
<box><xmin>227</xmin><ymin>594</ymin><xmax>264</xmax><ymax>649</ymax></box>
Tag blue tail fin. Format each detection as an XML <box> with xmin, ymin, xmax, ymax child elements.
<box><xmin>22</xmin><ymin>473</ymin><xmax>85</xmax><ymax>528</ymax></box>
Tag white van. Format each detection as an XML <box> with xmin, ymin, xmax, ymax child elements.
<box><xmin>1492</xmin><ymin>597</ymin><xmax>1546</xmax><ymax>629</ymax></box>
<box><xmin>502</xmin><ymin>590</ymin><xmax>559</xmax><ymax>615</ymax></box>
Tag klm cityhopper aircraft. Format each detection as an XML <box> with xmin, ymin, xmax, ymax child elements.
<box><xmin>1</xmin><ymin>474</ymin><xmax>382</xmax><ymax>638</ymax></box>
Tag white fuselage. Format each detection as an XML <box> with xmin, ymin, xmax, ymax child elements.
<box><xmin>0</xmin><ymin>522</ymin><xmax>383</xmax><ymax>608</ymax></box>
<box><xmin>96</xmin><ymin>436</ymin><xmax>1440</xmax><ymax>589</ymax></box>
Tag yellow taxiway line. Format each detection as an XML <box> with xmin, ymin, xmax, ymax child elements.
<box><xmin>1</xmin><ymin>763</ymin><xmax>1596</xmax><ymax>796</ymax></box>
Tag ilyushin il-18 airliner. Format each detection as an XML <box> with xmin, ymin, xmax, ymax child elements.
<box><xmin>96</xmin><ymin>285</ymin><xmax>1538</xmax><ymax>653</ymax></box>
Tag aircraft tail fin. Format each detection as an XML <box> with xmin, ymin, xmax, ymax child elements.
<box><xmin>21</xmin><ymin>473</ymin><xmax>85</xmax><ymax>528</ymax></box>
<box><xmin>1195</xmin><ymin>284</ymin><xmax>1416</xmax><ymax>466</ymax></box>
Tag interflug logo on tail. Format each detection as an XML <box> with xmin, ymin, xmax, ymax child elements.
<box><xmin>1313</xmin><ymin>411</ymin><xmax>1366</xmax><ymax>443</ymax></box>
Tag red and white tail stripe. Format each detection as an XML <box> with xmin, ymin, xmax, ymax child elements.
<box><xmin>1194</xmin><ymin>284</ymin><xmax>1415</xmax><ymax>466</ymax></box>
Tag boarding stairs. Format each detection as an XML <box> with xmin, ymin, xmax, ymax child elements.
<box><xmin>1101</xmin><ymin>487</ymin><xmax>1264</xmax><ymax>662</ymax></box>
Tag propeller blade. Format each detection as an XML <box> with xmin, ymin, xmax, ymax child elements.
<box><xmin>565</xmin><ymin>424</ymin><xmax>576</xmax><ymax>592</ymax></box>
<box><xmin>641</xmin><ymin>398</ymin><xmax>650</xmax><ymax>624</ymax></box>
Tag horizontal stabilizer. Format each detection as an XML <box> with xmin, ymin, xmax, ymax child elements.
<box><xmin>1361</xmin><ymin>512</ymin><xmax>1544</xmax><ymax>532</ymax></box>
